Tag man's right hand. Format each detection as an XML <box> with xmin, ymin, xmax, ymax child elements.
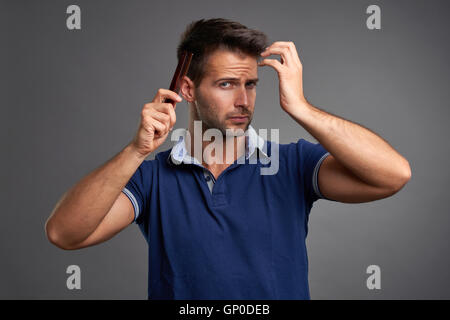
<box><xmin>131</xmin><ymin>89</ymin><xmax>182</xmax><ymax>158</ymax></box>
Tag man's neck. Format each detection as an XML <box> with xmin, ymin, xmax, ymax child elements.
<box><xmin>187</xmin><ymin>122</ymin><xmax>247</xmax><ymax>177</ymax></box>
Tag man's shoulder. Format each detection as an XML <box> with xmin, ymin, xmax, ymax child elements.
<box><xmin>268</xmin><ymin>138</ymin><xmax>324</xmax><ymax>166</ymax></box>
<box><xmin>267</xmin><ymin>138</ymin><xmax>306</xmax><ymax>154</ymax></box>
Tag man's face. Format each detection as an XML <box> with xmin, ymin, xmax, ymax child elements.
<box><xmin>193</xmin><ymin>49</ymin><xmax>259</xmax><ymax>135</ymax></box>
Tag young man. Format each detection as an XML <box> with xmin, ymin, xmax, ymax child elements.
<box><xmin>45</xmin><ymin>18</ymin><xmax>411</xmax><ymax>299</ymax></box>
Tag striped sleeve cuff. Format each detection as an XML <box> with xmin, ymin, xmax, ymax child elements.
<box><xmin>312</xmin><ymin>152</ymin><xmax>330</xmax><ymax>199</ymax></box>
<box><xmin>122</xmin><ymin>188</ymin><xmax>140</xmax><ymax>222</ymax></box>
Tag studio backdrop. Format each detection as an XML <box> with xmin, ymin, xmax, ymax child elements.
<box><xmin>1</xmin><ymin>0</ymin><xmax>449</xmax><ymax>299</ymax></box>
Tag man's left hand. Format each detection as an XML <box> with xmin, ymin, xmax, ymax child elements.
<box><xmin>259</xmin><ymin>41</ymin><xmax>308</xmax><ymax>116</ymax></box>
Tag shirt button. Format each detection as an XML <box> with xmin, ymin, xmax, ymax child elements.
<box><xmin>205</xmin><ymin>175</ymin><xmax>211</xmax><ymax>182</ymax></box>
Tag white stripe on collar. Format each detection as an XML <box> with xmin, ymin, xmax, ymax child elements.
<box><xmin>169</xmin><ymin>125</ymin><xmax>268</xmax><ymax>166</ymax></box>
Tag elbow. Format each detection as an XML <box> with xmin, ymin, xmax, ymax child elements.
<box><xmin>389</xmin><ymin>160</ymin><xmax>412</xmax><ymax>194</ymax></box>
<box><xmin>45</xmin><ymin>218</ymin><xmax>77</xmax><ymax>251</ymax></box>
<box><xmin>45</xmin><ymin>219</ymin><xmax>65</xmax><ymax>249</ymax></box>
<box><xmin>398</xmin><ymin>160</ymin><xmax>412</xmax><ymax>189</ymax></box>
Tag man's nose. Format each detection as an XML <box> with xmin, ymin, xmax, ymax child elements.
<box><xmin>235</xmin><ymin>85</ymin><xmax>249</xmax><ymax>108</ymax></box>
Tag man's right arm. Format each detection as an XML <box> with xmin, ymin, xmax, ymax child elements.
<box><xmin>45</xmin><ymin>143</ymin><xmax>146</xmax><ymax>250</ymax></box>
<box><xmin>45</xmin><ymin>89</ymin><xmax>182</xmax><ymax>250</ymax></box>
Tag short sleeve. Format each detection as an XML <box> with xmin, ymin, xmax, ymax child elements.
<box><xmin>121</xmin><ymin>160</ymin><xmax>153</xmax><ymax>225</ymax></box>
<box><xmin>296</xmin><ymin>138</ymin><xmax>330</xmax><ymax>204</ymax></box>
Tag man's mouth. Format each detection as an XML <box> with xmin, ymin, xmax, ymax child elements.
<box><xmin>228</xmin><ymin>116</ymin><xmax>249</xmax><ymax>123</ymax></box>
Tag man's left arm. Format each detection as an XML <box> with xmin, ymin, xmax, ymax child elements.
<box><xmin>259</xmin><ymin>41</ymin><xmax>411</xmax><ymax>203</ymax></box>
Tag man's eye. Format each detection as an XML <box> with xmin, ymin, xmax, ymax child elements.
<box><xmin>219</xmin><ymin>82</ymin><xmax>256</xmax><ymax>88</ymax></box>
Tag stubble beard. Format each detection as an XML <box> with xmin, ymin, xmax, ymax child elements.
<box><xmin>194</xmin><ymin>97</ymin><xmax>253</xmax><ymax>137</ymax></box>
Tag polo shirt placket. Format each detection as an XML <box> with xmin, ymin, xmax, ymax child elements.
<box><xmin>169</xmin><ymin>126</ymin><xmax>269</xmax><ymax>206</ymax></box>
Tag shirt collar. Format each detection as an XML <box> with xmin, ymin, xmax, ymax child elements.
<box><xmin>168</xmin><ymin>125</ymin><xmax>268</xmax><ymax>166</ymax></box>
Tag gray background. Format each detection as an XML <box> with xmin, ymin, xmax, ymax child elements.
<box><xmin>1</xmin><ymin>0</ymin><xmax>449</xmax><ymax>299</ymax></box>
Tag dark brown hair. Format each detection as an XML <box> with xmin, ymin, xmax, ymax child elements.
<box><xmin>177</xmin><ymin>18</ymin><xmax>269</xmax><ymax>87</ymax></box>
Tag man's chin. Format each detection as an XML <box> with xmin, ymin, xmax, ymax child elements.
<box><xmin>224</xmin><ymin>123</ymin><xmax>250</xmax><ymax>137</ymax></box>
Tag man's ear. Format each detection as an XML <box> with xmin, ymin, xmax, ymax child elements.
<box><xmin>180</xmin><ymin>76</ymin><xmax>196</xmax><ymax>103</ymax></box>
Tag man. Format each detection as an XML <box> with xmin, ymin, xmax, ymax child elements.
<box><xmin>45</xmin><ymin>18</ymin><xmax>411</xmax><ymax>299</ymax></box>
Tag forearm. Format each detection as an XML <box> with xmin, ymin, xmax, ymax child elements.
<box><xmin>290</xmin><ymin>101</ymin><xmax>411</xmax><ymax>189</ymax></box>
<box><xmin>45</xmin><ymin>143</ymin><xmax>146</xmax><ymax>247</ymax></box>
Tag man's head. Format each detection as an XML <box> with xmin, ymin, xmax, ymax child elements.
<box><xmin>177</xmin><ymin>18</ymin><xmax>268</xmax><ymax>135</ymax></box>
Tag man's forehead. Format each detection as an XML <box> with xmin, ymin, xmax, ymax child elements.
<box><xmin>205</xmin><ymin>49</ymin><xmax>258</xmax><ymax>78</ymax></box>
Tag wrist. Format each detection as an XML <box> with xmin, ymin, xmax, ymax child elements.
<box><xmin>125</xmin><ymin>142</ymin><xmax>149</xmax><ymax>162</ymax></box>
<box><xmin>286</xmin><ymin>99</ymin><xmax>314</xmax><ymax>124</ymax></box>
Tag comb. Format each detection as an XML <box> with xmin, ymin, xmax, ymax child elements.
<box><xmin>163</xmin><ymin>51</ymin><xmax>194</xmax><ymax>105</ymax></box>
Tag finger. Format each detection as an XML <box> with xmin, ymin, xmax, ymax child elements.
<box><xmin>258</xmin><ymin>58</ymin><xmax>283</xmax><ymax>73</ymax></box>
<box><xmin>152</xmin><ymin>88</ymin><xmax>182</xmax><ymax>104</ymax></box>
<box><xmin>153</xmin><ymin>103</ymin><xmax>174</xmax><ymax>114</ymax></box>
<box><xmin>263</xmin><ymin>41</ymin><xmax>300</xmax><ymax>66</ymax></box>
<box><xmin>150</xmin><ymin>111</ymin><xmax>171</xmax><ymax>126</ymax></box>
<box><xmin>263</xmin><ymin>42</ymin><xmax>290</xmax><ymax>55</ymax></box>
<box><xmin>286</xmin><ymin>41</ymin><xmax>302</xmax><ymax>66</ymax></box>
<box><xmin>152</xmin><ymin>103</ymin><xmax>176</xmax><ymax>129</ymax></box>
<box><xmin>260</xmin><ymin>47</ymin><xmax>290</xmax><ymax>66</ymax></box>
<box><xmin>148</xmin><ymin>118</ymin><xmax>169</xmax><ymax>136</ymax></box>
<box><xmin>167</xmin><ymin>103</ymin><xmax>177</xmax><ymax>129</ymax></box>
<box><xmin>265</xmin><ymin>41</ymin><xmax>291</xmax><ymax>50</ymax></box>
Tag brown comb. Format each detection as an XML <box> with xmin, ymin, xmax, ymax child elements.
<box><xmin>163</xmin><ymin>51</ymin><xmax>194</xmax><ymax>105</ymax></box>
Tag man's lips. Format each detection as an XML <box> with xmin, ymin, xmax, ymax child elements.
<box><xmin>228</xmin><ymin>115</ymin><xmax>249</xmax><ymax>123</ymax></box>
<box><xmin>228</xmin><ymin>115</ymin><xmax>249</xmax><ymax>119</ymax></box>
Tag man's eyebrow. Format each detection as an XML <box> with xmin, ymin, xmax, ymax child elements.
<box><xmin>214</xmin><ymin>77</ymin><xmax>259</xmax><ymax>83</ymax></box>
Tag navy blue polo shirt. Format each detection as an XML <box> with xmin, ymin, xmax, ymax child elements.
<box><xmin>122</xmin><ymin>127</ymin><xmax>330</xmax><ymax>299</ymax></box>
